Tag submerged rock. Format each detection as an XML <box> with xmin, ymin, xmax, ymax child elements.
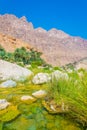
<box><xmin>32</xmin><ymin>73</ymin><xmax>51</xmax><ymax>84</ymax></box>
<box><xmin>21</xmin><ymin>95</ymin><xmax>34</xmax><ymax>100</ymax></box>
<box><xmin>0</xmin><ymin>59</ymin><xmax>33</xmax><ymax>81</ymax></box>
<box><xmin>42</xmin><ymin>100</ymin><xmax>68</xmax><ymax>114</ymax></box>
<box><xmin>51</xmin><ymin>70</ymin><xmax>69</xmax><ymax>80</ymax></box>
<box><xmin>0</xmin><ymin>99</ymin><xmax>10</xmax><ymax>110</ymax></box>
<box><xmin>21</xmin><ymin>95</ymin><xmax>36</xmax><ymax>104</ymax></box>
<box><xmin>32</xmin><ymin>90</ymin><xmax>47</xmax><ymax>98</ymax></box>
<box><xmin>0</xmin><ymin>80</ymin><xmax>17</xmax><ymax>88</ymax></box>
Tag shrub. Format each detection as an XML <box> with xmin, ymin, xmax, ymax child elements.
<box><xmin>0</xmin><ymin>45</ymin><xmax>6</xmax><ymax>59</ymax></box>
<box><xmin>0</xmin><ymin>46</ymin><xmax>46</xmax><ymax>66</ymax></box>
<box><xmin>48</xmin><ymin>70</ymin><xmax>87</xmax><ymax>128</ymax></box>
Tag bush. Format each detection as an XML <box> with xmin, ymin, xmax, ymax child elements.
<box><xmin>48</xmin><ymin>70</ymin><xmax>87</xmax><ymax>128</ymax></box>
<box><xmin>0</xmin><ymin>45</ymin><xmax>6</xmax><ymax>59</ymax></box>
<box><xmin>0</xmin><ymin>46</ymin><xmax>46</xmax><ymax>66</ymax></box>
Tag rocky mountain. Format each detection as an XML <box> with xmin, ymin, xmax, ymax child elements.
<box><xmin>0</xmin><ymin>33</ymin><xmax>32</xmax><ymax>52</ymax></box>
<box><xmin>0</xmin><ymin>14</ymin><xmax>87</xmax><ymax>66</ymax></box>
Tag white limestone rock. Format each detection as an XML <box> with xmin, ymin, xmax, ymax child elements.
<box><xmin>0</xmin><ymin>80</ymin><xmax>17</xmax><ymax>88</ymax></box>
<box><xmin>21</xmin><ymin>95</ymin><xmax>35</xmax><ymax>101</ymax></box>
<box><xmin>0</xmin><ymin>99</ymin><xmax>10</xmax><ymax>110</ymax></box>
<box><xmin>32</xmin><ymin>73</ymin><xmax>51</xmax><ymax>84</ymax></box>
<box><xmin>32</xmin><ymin>90</ymin><xmax>47</xmax><ymax>98</ymax></box>
<box><xmin>21</xmin><ymin>95</ymin><xmax>36</xmax><ymax>104</ymax></box>
<box><xmin>0</xmin><ymin>59</ymin><xmax>33</xmax><ymax>81</ymax></box>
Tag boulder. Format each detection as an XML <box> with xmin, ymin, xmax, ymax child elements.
<box><xmin>0</xmin><ymin>60</ymin><xmax>33</xmax><ymax>81</ymax></box>
<box><xmin>32</xmin><ymin>73</ymin><xmax>51</xmax><ymax>84</ymax></box>
<box><xmin>32</xmin><ymin>90</ymin><xmax>47</xmax><ymax>98</ymax></box>
<box><xmin>0</xmin><ymin>80</ymin><xmax>17</xmax><ymax>88</ymax></box>
<box><xmin>0</xmin><ymin>99</ymin><xmax>10</xmax><ymax>110</ymax></box>
<box><xmin>51</xmin><ymin>70</ymin><xmax>69</xmax><ymax>80</ymax></box>
<box><xmin>75</xmin><ymin>62</ymin><xmax>87</xmax><ymax>70</ymax></box>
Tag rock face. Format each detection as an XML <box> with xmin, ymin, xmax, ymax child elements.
<box><xmin>0</xmin><ymin>14</ymin><xmax>87</xmax><ymax>66</ymax></box>
<box><xmin>0</xmin><ymin>59</ymin><xmax>33</xmax><ymax>81</ymax></box>
<box><xmin>32</xmin><ymin>73</ymin><xmax>51</xmax><ymax>84</ymax></box>
<box><xmin>75</xmin><ymin>58</ymin><xmax>87</xmax><ymax>70</ymax></box>
<box><xmin>76</xmin><ymin>63</ymin><xmax>87</xmax><ymax>70</ymax></box>
<box><xmin>0</xmin><ymin>80</ymin><xmax>17</xmax><ymax>88</ymax></box>
<box><xmin>0</xmin><ymin>33</ymin><xmax>32</xmax><ymax>52</ymax></box>
<box><xmin>0</xmin><ymin>99</ymin><xmax>10</xmax><ymax>110</ymax></box>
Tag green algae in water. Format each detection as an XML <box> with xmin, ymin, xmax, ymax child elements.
<box><xmin>0</xmin><ymin>122</ymin><xmax>3</xmax><ymax>130</ymax></box>
<box><xmin>0</xmin><ymin>83</ymin><xmax>81</xmax><ymax>130</ymax></box>
<box><xmin>3</xmin><ymin>101</ymin><xmax>81</xmax><ymax>130</ymax></box>
<box><xmin>1</xmin><ymin>105</ymin><xmax>81</xmax><ymax>130</ymax></box>
<box><xmin>27</xmin><ymin>125</ymin><xmax>36</xmax><ymax>130</ymax></box>
<box><xmin>0</xmin><ymin>106</ymin><xmax>20</xmax><ymax>122</ymax></box>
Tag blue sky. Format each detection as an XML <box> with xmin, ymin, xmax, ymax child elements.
<box><xmin>0</xmin><ymin>0</ymin><xmax>87</xmax><ymax>39</ymax></box>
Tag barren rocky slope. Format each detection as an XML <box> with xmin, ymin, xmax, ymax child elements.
<box><xmin>0</xmin><ymin>33</ymin><xmax>32</xmax><ymax>52</ymax></box>
<box><xmin>0</xmin><ymin>14</ymin><xmax>87</xmax><ymax>66</ymax></box>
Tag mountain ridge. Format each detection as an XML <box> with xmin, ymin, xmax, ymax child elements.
<box><xmin>0</xmin><ymin>14</ymin><xmax>87</xmax><ymax>66</ymax></box>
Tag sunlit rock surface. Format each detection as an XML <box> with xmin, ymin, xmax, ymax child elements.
<box><xmin>0</xmin><ymin>99</ymin><xmax>10</xmax><ymax>110</ymax></box>
<box><xmin>32</xmin><ymin>90</ymin><xmax>47</xmax><ymax>98</ymax></box>
<box><xmin>0</xmin><ymin>80</ymin><xmax>17</xmax><ymax>88</ymax></box>
<box><xmin>0</xmin><ymin>59</ymin><xmax>33</xmax><ymax>81</ymax></box>
<box><xmin>32</xmin><ymin>73</ymin><xmax>51</xmax><ymax>84</ymax></box>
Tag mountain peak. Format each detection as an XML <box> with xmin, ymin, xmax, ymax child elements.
<box><xmin>20</xmin><ymin>16</ymin><xmax>27</xmax><ymax>22</ymax></box>
<box><xmin>48</xmin><ymin>28</ymin><xmax>69</xmax><ymax>39</ymax></box>
<box><xmin>35</xmin><ymin>27</ymin><xmax>47</xmax><ymax>33</ymax></box>
<box><xmin>0</xmin><ymin>14</ymin><xmax>18</xmax><ymax>20</ymax></box>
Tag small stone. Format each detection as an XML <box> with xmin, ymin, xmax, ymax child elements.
<box><xmin>32</xmin><ymin>90</ymin><xmax>47</xmax><ymax>98</ymax></box>
<box><xmin>50</xmin><ymin>105</ymin><xmax>56</xmax><ymax>111</ymax></box>
<box><xmin>0</xmin><ymin>99</ymin><xmax>10</xmax><ymax>110</ymax></box>
<box><xmin>0</xmin><ymin>80</ymin><xmax>17</xmax><ymax>88</ymax></box>
<box><xmin>21</xmin><ymin>95</ymin><xmax>35</xmax><ymax>101</ymax></box>
<box><xmin>21</xmin><ymin>95</ymin><xmax>36</xmax><ymax>104</ymax></box>
<box><xmin>32</xmin><ymin>73</ymin><xmax>51</xmax><ymax>84</ymax></box>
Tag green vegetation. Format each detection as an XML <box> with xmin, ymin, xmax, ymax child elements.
<box><xmin>0</xmin><ymin>46</ymin><xmax>46</xmax><ymax>67</ymax></box>
<box><xmin>0</xmin><ymin>45</ymin><xmax>87</xmax><ymax>129</ymax></box>
<box><xmin>0</xmin><ymin>106</ymin><xmax>20</xmax><ymax>122</ymax></box>
<box><xmin>0</xmin><ymin>79</ymin><xmax>80</xmax><ymax>130</ymax></box>
<box><xmin>48</xmin><ymin>70</ymin><xmax>87</xmax><ymax>129</ymax></box>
